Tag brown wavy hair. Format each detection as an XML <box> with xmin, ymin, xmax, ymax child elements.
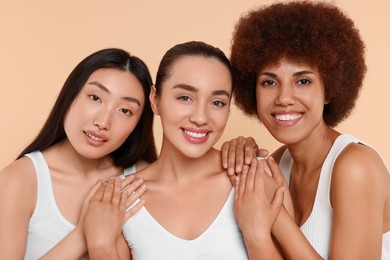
<box><xmin>231</xmin><ymin>1</ymin><xmax>366</xmax><ymax>127</ymax></box>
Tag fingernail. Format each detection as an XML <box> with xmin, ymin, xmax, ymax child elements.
<box><xmin>228</xmin><ymin>168</ymin><xmax>235</xmax><ymax>175</ymax></box>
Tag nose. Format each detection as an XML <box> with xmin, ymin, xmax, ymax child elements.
<box><xmin>276</xmin><ymin>84</ymin><xmax>295</xmax><ymax>106</ymax></box>
<box><xmin>189</xmin><ymin>102</ymin><xmax>208</xmax><ymax>126</ymax></box>
<box><xmin>93</xmin><ymin>107</ymin><xmax>112</xmax><ymax>130</ymax></box>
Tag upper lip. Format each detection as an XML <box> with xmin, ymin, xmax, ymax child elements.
<box><xmin>83</xmin><ymin>130</ymin><xmax>108</xmax><ymax>142</ymax></box>
<box><xmin>272</xmin><ymin>110</ymin><xmax>303</xmax><ymax>120</ymax></box>
<box><xmin>181</xmin><ymin>127</ymin><xmax>211</xmax><ymax>137</ymax></box>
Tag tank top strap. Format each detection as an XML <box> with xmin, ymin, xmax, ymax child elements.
<box><xmin>24</xmin><ymin>151</ymin><xmax>53</xmax><ymax>209</ymax></box>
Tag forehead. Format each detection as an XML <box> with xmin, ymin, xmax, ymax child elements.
<box><xmin>87</xmin><ymin>68</ymin><xmax>143</xmax><ymax>92</ymax></box>
<box><xmin>166</xmin><ymin>56</ymin><xmax>232</xmax><ymax>92</ymax></box>
<box><xmin>261</xmin><ymin>57</ymin><xmax>319</xmax><ymax>71</ymax></box>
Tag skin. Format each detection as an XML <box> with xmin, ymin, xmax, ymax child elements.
<box><xmin>85</xmin><ymin>56</ymin><xmax>285</xmax><ymax>259</ymax></box>
<box><xmin>0</xmin><ymin>68</ymin><xmax>148</xmax><ymax>259</ymax></box>
<box><xmin>225</xmin><ymin>58</ymin><xmax>390</xmax><ymax>259</ymax></box>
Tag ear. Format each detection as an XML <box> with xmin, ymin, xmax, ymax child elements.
<box><xmin>149</xmin><ymin>85</ymin><xmax>160</xmax><ymax>115</ymax></box>
<box><xmin>324</xmin><ymin>98</ymin><xmax>330</xmax><ymax>105</ymax></box>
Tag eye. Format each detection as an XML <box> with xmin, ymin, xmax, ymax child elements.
<box><xmin>177</xmin><ymin>95</ymin><xmax>192</xmax><ymax>102</ymax></box>
<box><xmin>88</xmin><ymin>95</ymin><xmax>101</xmax><ymax>102</ymax></box>
<box><xmin>212</xmin><ymin>100</ymin><xmax>226</xmax><ymax>107</ymax></box>
<box><xmin>261</xmin><ymin>79</ymin><xmax>277</xmax><ymax>87</ymax></box>
<box><xmin>119</xmin><ymin>108</ymin><xmax>133</xmax><ymax>116</ymax></box>
<box><xmin>297</xmin><ymin>79</ymin><xmax>311</xmax><ymax>85</ymax></box>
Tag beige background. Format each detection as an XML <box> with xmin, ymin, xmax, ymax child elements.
<box><xmin>0</xmin><ymin>0</ymin><xmax>389</xmax><ymax>170</ymax></box>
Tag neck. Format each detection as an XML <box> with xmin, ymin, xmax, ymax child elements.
<box><xmin>287</xmin><ymin>127</ymin><xmax>339</xmax><ymax>174</ymax></box>
<box><xmin>153</xmin><ymin>140</ymin><xmax>223</xmax><ymax>184</ymax></box>
<box><xmin>44</xmin><ymin>139</ymin><xmax>117</xmax><ymax>177</ymax></box>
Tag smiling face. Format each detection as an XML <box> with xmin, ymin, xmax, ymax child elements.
<box><xmin>256</xmin><ymin>58</ymin><xmax>328</xmax><ymax>144</ymax></box>
<box><xmin>151</xmin><ymin>55</ymin><xmax>232</xmax><ymax>158</ymax></box>
<box><xmin>64</xmin><ymin>68</ymin><xmax>145</xmax><ymax>159</ymax></box>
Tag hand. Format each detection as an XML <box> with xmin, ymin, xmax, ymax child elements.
<box><xmin>234</xmin><ymin>158</ymin><xmax>285</xmax><ymax>242</ymax></box>
<box><xmin>83</xmin><ymin>176</ymin><xmax>146</xmax><ymax>249</ymax></box>
<box><xmin>221</xmin><ymin>136</ymin><xmax>269</xmax><ymax>175</ymax></box>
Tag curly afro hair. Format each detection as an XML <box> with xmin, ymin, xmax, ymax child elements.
<box><xmin>231</xmin><ymin>1</ymin><xmax>366</xmax><ymax>127</ymax></box>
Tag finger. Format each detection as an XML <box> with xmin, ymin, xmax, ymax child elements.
<box><xmin>238</xmin><ymin>164</ymin><xmax>249</xmax><ymax>197</ymax></box>
<box><xmin>271</xmin><ymin>186</ymin><xmax>285</xmax><ymax>212</ymax></box>
<box><xmin>227</xmin><ymin>138</ymin><xmax>238</xmax><ymax>176</ymax></box>
<box><xmin>102</xmin><ymin>177</ymin><xmax>115</xmax><ymax>202</ymax></box>
<box><xmin>122</xmin><ymin>178</ymin><xmax>144</xmax><ymax>195</ymax></box>
<box><xmin>111</xmin><ymin>178</ymin><xmax>122</xmax><ymax>205</ymax></box>
<box><xmin>125</xmin><ymin>184</ymin><xmax>147</xmax><ymax>209</ymax></box>
<box><xmin>91</xmin><ymin>180</ymin><xmax>105</xmax><ymax>202</ymax></box>
<box><xmin>121</xmin><ymin>174</ymin><xmax>135</xmax><ymax>189</ymax></box>
<box><xmin>119</xmin><ymin>190</ymin><xmax>127</xmax><ymax>212</ymax></box>
<box><xmin>256</xmin><ymin>148</ymin><xmax>269</xmax><ymax>158</ymax></box>
<box><xmin>233</xmin><ymin>136</ymin><xmax>246</xmax><ymax>174</ymax></box>
<box><xmin>243</xmin><ymin>137</ymin><xmax>258</xmax><ymax>166</ymax></box>
<box><xmin>220</xmin><ymin>141</ymin><xmax>230</xmax><ymax>169</ymax></box>
<box><xmin>254</xmin><ymin>159</ymin><xmax>265</xmax><ymax>193</ymax></box>
<box><xmin>228</xmin><ymin>172</ymin><xmax>236</xmax><ymax>186</ymax></box>
<box><xmin>125</xmin><ymin>199</ymin><xmax>145</xmax><ymax>221</ymax></box>
<box><xmin>267</xmin><ymin>156</ymin><xmax>284</xmax><ymax>187</ymax></box>
<box><xmin>245</xmin><ymin>158</ymin><xmax>257</xmax><ymax>192</ymax></box>
<box><xmin>233</xmin><ymin>176</ymin><xmax>240</xmax><ymax>205</ymax></box>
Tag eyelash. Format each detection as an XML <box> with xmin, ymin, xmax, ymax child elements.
<box><xmin>177</xmin><ymin>95</ymin><xmax>226</xmax><ymax>107</ymax></box>
<box><xmin>261</xmin><ymin>78</ymin><xmax>312</xmax><ymax>87</ymax></box>
<box><xmin>88</xmin><ymin>95</ymin><xmax>133</xmax><ymax>116</ymax></box>
<box><xmin>89</xmin><ymin>94</ymin><xmax>101</xmax><ymax>102</ymax></box>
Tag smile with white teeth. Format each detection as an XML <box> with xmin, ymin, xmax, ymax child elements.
<box><xmin>85</xmin><ymin>132</ymin><xmax>105</xmax><ymax>142</ymax></box>
<box><xmin>274</xmin><ymin>114</ymin><xmax>302</xmax><ymax>121</ymax></box>
<box><xmin>184</xmin><ymin>130</ymin><xmax>208</xmax><ymax>138</ymax></box>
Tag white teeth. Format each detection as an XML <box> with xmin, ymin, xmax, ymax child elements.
<box><xmin>275</xmin><ymin>114</ymin><xmax>302</xmax><ymax>121</ymax></box>
<box><xmin>86</xmin><ymin>133</ymin><xmax>104</xmax><ymax>142</ymax></box>
<box><xmin>184</xmin><ymin>130</ymin><xmax>207</xmax><ymax>138</ymax></box>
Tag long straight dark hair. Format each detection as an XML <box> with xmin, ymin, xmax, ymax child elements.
<box><xmin>18</xmin><ymin>48</ymin><xmax>157</xmax><ymax>168</ymax></box>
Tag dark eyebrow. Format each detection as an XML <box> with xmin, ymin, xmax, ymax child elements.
<box><xmin>258</xmin><ymin>70</ymin><xmax>315</xmax><ymax>78</ymax></box>
<box><xmin>172</xmin><ymin>84</ymin><xmax>230</xmax><ymax>98</ymax></box>
<box><xmin>88</xmin><ymin>81</ymin><xmax>141</xmax><ymax>106</ymax></box>
<box><xmin>293</xmin><ymin>70</ymin><xmax>315</xmax><ymax>77</ymax></box>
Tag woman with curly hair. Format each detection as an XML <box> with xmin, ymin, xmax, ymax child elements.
<box><xmin>227</xmin><ymin>1</ymin><xmax>390</xmax><ymax>259</ymax></box>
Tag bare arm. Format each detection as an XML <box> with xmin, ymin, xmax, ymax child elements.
<box><xmin>0</xmin><ymin>159</ymin><xmax>35</xmax><ymax>259</ymax></box>
<box><xmin>330</xmin><ymin>144</ymin><xmax>387</xmax><ymax>259</ymax></box>
<box><xmin>271</xmin><ymin>144</ymin><xmax>388</xmax><ymax>259</ymax></box>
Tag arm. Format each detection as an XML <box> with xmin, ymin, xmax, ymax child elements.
<box><xmin>330</xmin><ymin>144</ymin><xmax>387</xmax><ymax>259</ymax></box>
<box><xmin>234</xmin><ymin>158</ymin><xmax>285</xmax><ymax>260</ymax></box>
<box><xmin>84</xmin><ymin>176</ymin><xmax>146</xmax><ymax>260</ymax></box>
<box><xmin>0</xmin><ymin>159</ymin><xmax>36</xmax><ymax>259</ymax></box>
<box><xmin>271</xmin><ymin>144</ymin><xmax>388</xmax><ymax>260</ymax></box>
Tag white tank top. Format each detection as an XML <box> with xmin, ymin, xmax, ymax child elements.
<box><xmin>122</xmin><ymin>189</ymin><xmax>248</xmax><ymax>260</ymax></box>
<box><xmin>279</xmin><ymin>134</ymin><xmax>390</xmax><ymax>259</ymax></box>
<box><xmin>24</xmin><ymin>151</ymin><xmax>135</xmax><ymax>259</ymax></box>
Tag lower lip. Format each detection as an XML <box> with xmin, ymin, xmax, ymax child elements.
<box><xmin>273</xmin><ymin>116</ymin><xmax>302</xmax><ymax>127</ymax></box>
<box><xmin>84</xmin><ymin>133</ymin><xmax>106</xmax><ymax>147</ymax></box>
<box><xmin>182</xmin><ymin>130</ymin><xmax>209</xmax><ymax>144</ymax></box>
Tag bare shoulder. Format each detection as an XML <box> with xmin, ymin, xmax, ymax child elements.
<box><xmin>333</xmin><ymin>142</ymin><xmax>388</xmax><ymax>180</ymax></box>
<box><xmin>0</xmin><ymin>157</ymin><xmax>37</xmax><ymax>211</ymax></box>
<box><xmin>271</xmin><ymin>145</ymin><xmax>288</xmax><ymax>163</ymax></box>
<box><xmin>0</xmin><ymin>157</ymin><xmax>37</xmax><ymax>187</ymax></box>
<box><xmin>331</xmin><ymin>142</ymin><xmax>389</xmax><ymax>201</ymax></box>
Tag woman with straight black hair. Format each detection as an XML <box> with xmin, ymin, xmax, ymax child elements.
<box><xmin>0</xmin><ymin>48</ymin><xmax>157</xmax><ymax>259</ymax></box>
